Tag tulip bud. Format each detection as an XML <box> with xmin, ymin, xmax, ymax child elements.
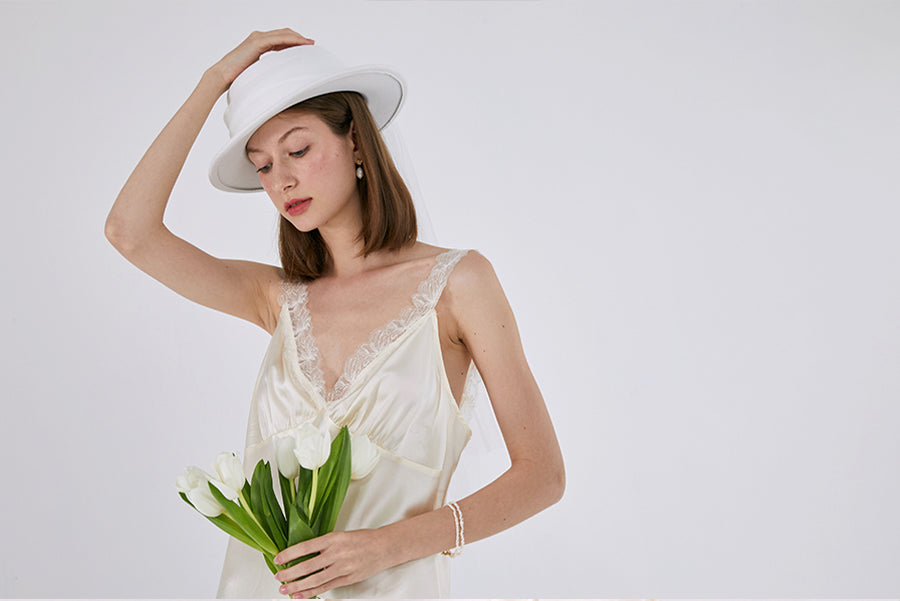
<box><xmin>212</xmin><ymin>452</ymin><xmax>246</xmax><ymax>495</ymax></box>
<box><xmin>176</xmin><ymin>466</ymin><xmax>209</xmax><ymax>494</ymax></box>
<box><xmin>349</xmin><ymin>431</ymin><xmax>379</xmax><ymax>480</ymax></box>
<box><xmin>187</xmin><ymin>483</ymin><xmax>225</xmax><ymax>517</ymax></box>
<box><xmin>275</xmin><ymin>433</ymin><xmax>300</xmax><ymax>480</ymax></box>
<box><xmin>293</xmin><ymin>422</ymin><xmax>332</xmax><ymax>470</ymax></box>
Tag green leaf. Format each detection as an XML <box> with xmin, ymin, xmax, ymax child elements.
<box><xmin>312</xmin><ymin>426</ymin><xmax>350</xmax><ymax>535</ymax></box>
<box><xmin>314</xmin><ymin>428</ymin><xmax>348</xmax><ymax>516</ymax></box>
<box><xmin>296</xmin><ymin>467</ymin><xmax>312</xmax><ymax>517</ymax></box>
<box><xmin>311</xmin><ymin>507</ymin><xmax>325</xmax><ymax>538</ymax></box>
<box><xmin>278</xmin><ymin>470</ymin><xmax>293</xmax><ymax>518</ymax></box>
<box><xmin>285</xmin><ymin>503</ymin><xmax>320</xmax><ymax>570</ymax></box>
<box><xmin>207</xmin><ymin>481</ymin><xmax>278</xmax><ymax>555</ymax></box>
<box><xmin>206</xmin><ymin>513</ymin><xmax>265</xmax><ymax>551</ymax></box>
<box><xmin>317</xmin><ymin>429</ymin><xmax>352</xmax><ymax>534</ymax></box>
<box><xmin>179</xmin><ymin>491</ymin><xmax>262</xmax><ymax>550</ymax></box>
<box><xmin>249</xmin><ymin>461</ymin><xmax>266</xmax><ymax>514</ymax></box>
<box><xmin>257</xmin><ymin>462</ymin><xmax>287</xmax><ymax>550</ymax></box>
<box><xmin>263</xmin><ymin>553</ymin><xmax>279</xmax><ymax>576</ymax></box>
<box><xmin>262</xmin><ymin>463</ymin><xmax>288</xmax><ymax>543</ymax></box>
<box><xmin>250</xmin><ymin>461</ymin><xmax>279</xmax><ymax>546</ymax></box>
<box><xmin>287</xmin><ymin>502</ymin><xmax>315</xmax><ymax>547</ymax></box>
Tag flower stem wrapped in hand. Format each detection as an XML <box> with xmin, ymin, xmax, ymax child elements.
<box><xmin>176</xmin><ymin>425</ymin><xmax>374</xmax><ymax>578</ymax></box>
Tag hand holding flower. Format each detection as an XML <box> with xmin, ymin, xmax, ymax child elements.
<box><xmin>176</xmin><ymin>424</ymin><xmax>376</xmax><ymax>589</ymax></box>
<box><xmin>274</xmin><ymin>529</ymin><xmax>392</xmax><ymax>599</ymax></box>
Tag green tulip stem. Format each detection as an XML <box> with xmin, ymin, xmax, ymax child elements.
<box><xmin>308</xmin><ymin>468</ymin><xmax>319</xmax><ymax>518</ymax></box>
<box><xmin>238</xmin><ymin>489</ymin><xmax>268</xmax><ymax>535</ymax></box>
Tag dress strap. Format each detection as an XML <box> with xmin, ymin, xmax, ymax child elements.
<box><xmin>416</xmin><ymin>248</ymin><xmax>469</xmax><ymax>311</ymax></box>
<box><xmin>278</xmin><ymin>279</ymin><xmax>303</xmax><ymax>308</ymax></box>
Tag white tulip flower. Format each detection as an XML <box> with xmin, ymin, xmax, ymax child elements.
<box><xmin>177</xmin><ymin>466</ymin><xmax>227</xmax><ymax>517</ymax></box>
<box><xmin>175</xmin><ymin>465</ymin><xmax>209</xmax><ymax>494</ymax></box>
<box><xmin>293</xmin><ymin>422</ymin><xmax>332</xmax><ymax>470</ymax></box>
<box><xmin>187</xmin><ymin>482</ymin><xmax>225</xmax><ymax>517</ymax></box>
<box><xmin>349</xmin><ymin>431</ymin><xmax>379</xmax><ymax>480</ymax></box>
<box><xmin>275</xmin><ymin>433</ymin><xmax>301</xmax><ymax>480</ymax></box>
<box><xmin>211</xmin><ymin>452</ymin><xmax>246</xmax><ymax>496</ymax></box>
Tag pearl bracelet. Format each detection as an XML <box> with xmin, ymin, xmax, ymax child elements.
<box><xmin>441</xmin><ymin>501</ymin><xmax>464</xmax><ymax>557</ymax></box>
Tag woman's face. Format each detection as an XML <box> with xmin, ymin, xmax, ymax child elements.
<box><xmin>246</xmin><ymin>110</ymin><xmax>360</xmax><ymax>233</ymax></box>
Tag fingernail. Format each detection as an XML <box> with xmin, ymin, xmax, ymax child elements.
<box><xmin>279</xmin><ymin>585</ymin><xmax>287</xmax><ymax>594</ymax></box>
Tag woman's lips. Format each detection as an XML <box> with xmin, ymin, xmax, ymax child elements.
<box><xmin>285</xmin><ymin>198</ymin><xmax>311</xmax><ymax>216</ymax></box>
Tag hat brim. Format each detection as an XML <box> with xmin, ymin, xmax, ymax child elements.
<box><xmin>208</xmin><ymin>66</ymin><xmax>404</xmax><ymax>193</ymax></box>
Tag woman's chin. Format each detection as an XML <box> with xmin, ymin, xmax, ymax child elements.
<box><xmin>281</xmin><ymin>213</ymin><xmax>318</xmax><ymax>232</ymax></box>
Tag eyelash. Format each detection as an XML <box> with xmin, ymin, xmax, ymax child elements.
<box><xmin>256</xmin><ymin>146</ymin><xmax>310</xmax><ymax>174</ymax></box>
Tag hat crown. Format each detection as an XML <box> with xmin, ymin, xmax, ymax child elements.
<box><xmin>224</xmin><ymin>45</ymin><xmax>347</xmax><ymax>136</ymax></box>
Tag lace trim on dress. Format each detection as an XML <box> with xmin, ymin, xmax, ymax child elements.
<box><xmin>458</xmin><ymin>362</ymin><xmax>482</xmax><ymax>421</ymax></box>
<box><xmin>282</xmin><ymin>281</ymin><xmax>327</xmax><ymax>397</ymax></box>
<box><xmin>288</xmin><ymin>248</ymin><xmax>469</xmax><ymax>404</ymax></box>
<box><xmin>327</xmin><ymin>248</ymin><xmax>469</xmax><ymax>404</ymax></box>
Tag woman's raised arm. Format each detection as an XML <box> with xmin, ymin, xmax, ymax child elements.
<box><xmin>104</xmin><ymin>29</ymin><xmax>313</xmax><ymax>332</ymax></box>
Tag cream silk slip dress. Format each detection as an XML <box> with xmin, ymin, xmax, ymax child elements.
<box><xmin>216</xmin><ymin>248</ymin><xmax>479</xmax><ymax>598</ymax></box>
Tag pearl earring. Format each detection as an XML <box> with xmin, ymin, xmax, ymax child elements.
<box><xmin>356</xmin><ymin>160</ymin><xmax>364</xmax><ymax>180</ymax></box>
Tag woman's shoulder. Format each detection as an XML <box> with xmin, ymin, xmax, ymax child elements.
<box><xmin>409</xmin><ymin>242</ymin><xmax>491</xmax><ymax>272</ymax></box>
<box><xmin>447</xmin><ymin>248</ymin><xmax>497</xmax><ymax>289</ymax></box>
<box><xmin>432</xmin><ymin>247</ymin><xmax>504</xmax><ymax>314</ymax></box>
<box><xmin>401</xmin><ymin>243</ymin><xmax>496</xmax><ymax>292</ymax></box>
<box><xmin>436</xmin><ymin>248</ymin><xmax>514</xmax><ymax>345</ymax></box>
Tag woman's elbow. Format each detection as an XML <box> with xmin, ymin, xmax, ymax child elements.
<box><xmin>104</xmin><ymin>212</ymin><xmax>155</xmax><ymax>257</ymax></box>
<box><xmin>547</xmin><ymin>455</ymin><xmax>566</xmax><ymax>505</ymax></box>
<box><xmin>104</xmin><ymin>214</ymin><xmax>126</xmax><ymax>249</ymax></box>
<box><xmin>517</xmin><ymin>453</ymin><xmax>565</xmax><ymax>508</ymax></box>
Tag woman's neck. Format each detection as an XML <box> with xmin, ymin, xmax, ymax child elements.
<box><xmin>314</xmin><ymin>194</ymin><xmax>378</xmax><ymax>279</ymax></box>
<box><xmin>319</xmin><ymin>228</ymin><xmax>370</xmax><ymax>279</ymax></box>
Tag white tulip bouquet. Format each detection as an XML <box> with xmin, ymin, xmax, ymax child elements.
<box><xmin>176</xmin><ymin>424</ymin><xmax>379</xmax><ymax>575</ymax></box>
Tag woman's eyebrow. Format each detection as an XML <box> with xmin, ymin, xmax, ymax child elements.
<box><xmin>246</xmin><ymin>126</ymin><xmax>308</xmax><ymax>154</ymax></box>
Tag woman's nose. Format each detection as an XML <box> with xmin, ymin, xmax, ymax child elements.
<box><xmin>274</xmin><ymin>163</ymin><xmax>297</xmax><ymax>192</ymax></box>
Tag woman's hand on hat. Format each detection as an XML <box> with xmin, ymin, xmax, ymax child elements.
<box><xmin>208</xmin><ymin>28</ymin><xmax>314</xmax><ymax>91</ymax></box>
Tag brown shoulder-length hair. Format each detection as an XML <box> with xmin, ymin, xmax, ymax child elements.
<box><xmin>276</xmin><ymin>91</ymin><xmax>417</xmax><ymax>281</ymax></box>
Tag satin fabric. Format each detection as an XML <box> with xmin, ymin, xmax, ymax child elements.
<box><xmin>217</xmin><ymin>249</ymin><xmax>474</xmax><ymax>598</ymax></box>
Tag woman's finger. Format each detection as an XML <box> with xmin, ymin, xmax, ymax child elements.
<box><xmin>273</xmin><ymin>533</ymin><xmax>329</xmax><ymax>565</ymax></box>
<box><xmin>273</xmin><ymin>538</ymin><xmax>322</xmax><ymax>565</ymax></box>
<box><xmin>295</xmin><ymin>575</ymin><xmax>355</xmax><ymax>599</ymax></box>
<box><xmin>212</xmin><ymin>28</ymin><xmax>315</xmax><ymax>87</ymax></box>
<box><xmin>250</xmin><ymin>28</ymin><xmax>314</xmax><ymax>52</ymax></box>
<box><xmin>281</xmin><ymin>564</ymin><xmax>343</xmax><ymax>597</ymax></box>
<box><xmin>274</xmin><ymin>552</ymin><xmax>329</xmax><ymax>584</ymax></box>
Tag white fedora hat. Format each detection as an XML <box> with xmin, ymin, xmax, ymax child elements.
<box><xmin>208</xmin><ymin>45</ymin><xmax>405</xmax><ymax>193</ymax></box>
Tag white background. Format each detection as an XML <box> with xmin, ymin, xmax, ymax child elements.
<box><xmin>2</xmin><ymin>0</ymin><xmax>899</xmax><ymax>597</ymax></box>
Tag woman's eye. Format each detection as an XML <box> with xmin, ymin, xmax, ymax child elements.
<box><xmin>290</xmin><ymin>146</ymin><xmax>310</xmax><ymax>158</ymax></box>
<box><xmin>256</xmin><ymin>164</ymin><xmax>272</xmax><ymax>174</ymax></box>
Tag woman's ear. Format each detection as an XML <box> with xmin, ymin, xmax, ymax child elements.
<box><xmin>349</xmin><ymin>120</ymin><xmax>359</xmax><ymax>152</ymax></box>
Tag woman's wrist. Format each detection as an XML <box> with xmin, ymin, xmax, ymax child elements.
<box><xmin>375</xmin><ymin>504</ymin><xmax>459</xmax><ymax>568</ymax></box>
<box><xmin>199</xmin><ymin>66</ymin><xmax>231</xmax><ymax>98</ymax></box>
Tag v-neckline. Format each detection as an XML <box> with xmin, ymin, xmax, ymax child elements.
<box><xmin>288</xmin><ymin>248</ymin><xmax>464</xmax><ymax>405</ymax></box>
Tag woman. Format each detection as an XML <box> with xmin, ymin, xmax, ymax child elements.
<box><xmin>106</xmin><ymin>29</ymin><xmax>564</xmax><ymax>598</ymax></box>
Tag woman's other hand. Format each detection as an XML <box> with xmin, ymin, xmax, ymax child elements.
<box><xmin>208</xmin><ymin>28</ymin><xmax>314</xmax><ymax>90</ymax></box>
<box><xmin>272</xmin><ymin>529</ymin><xmax>391</xmax><ymax>599</ymax></box>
